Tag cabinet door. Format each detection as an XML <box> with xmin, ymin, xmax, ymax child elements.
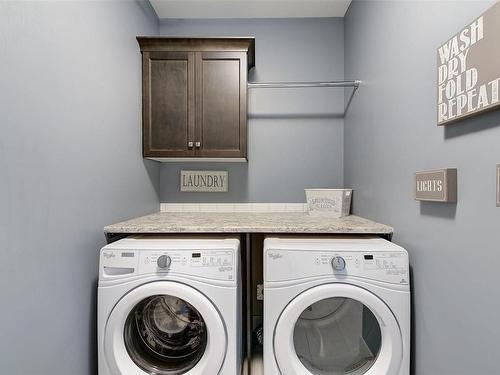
<box><xmin>195</xmin><ymin>52</ymin><xmax>247</xmax><ymax>158</ymax></box>
<box><xmin>142</xmin><ymin>51</ymin><xmax>195</xmax><ymax>157</ymax></box>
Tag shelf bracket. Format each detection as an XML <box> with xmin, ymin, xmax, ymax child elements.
<box><xmin>344</xmin><ymin>83</ymin><xmax>359</xmax><ymax>115</ymax></box>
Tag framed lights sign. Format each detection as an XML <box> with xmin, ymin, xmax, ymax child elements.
<box><xmin>437</xmin><ymin>1</ymin><xmax>500</xmax><ymax>125</ymax></box>
<box><xmin>415</xmin><ymin>169</ymin><xmax>457</xmax><ymax>203</ymax></box>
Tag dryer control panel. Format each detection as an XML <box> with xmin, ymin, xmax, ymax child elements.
<box><xmin>264</xmin><ymin>237</ymin><xmax>409</xmax><ymax>285</ymax></box>
<box><xmin>266</xmin><ymin>249</ymin><xmax>408</xmax><ymax>285</ymax></box>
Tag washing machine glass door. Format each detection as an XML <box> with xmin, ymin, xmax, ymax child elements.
<box><xmin>274</xmin><ymin>284</ymin><xmax>403</xmax><ymax>375</ymax></box>
<box><xmin>104</xmin><ymin>281</ymin><xmax>227</xmax><ymax>375</ymax></box>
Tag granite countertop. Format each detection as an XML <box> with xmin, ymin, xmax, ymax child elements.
<box><xmin>104</xmin><ymin>212</ymin><xmax>393</xmax><ymax>235</ymax></box>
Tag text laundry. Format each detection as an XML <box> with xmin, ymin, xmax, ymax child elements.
<box><xmin>182</xmin><ymin>175</ymin><xmax>226</xmax><ymax>188</ymax></box>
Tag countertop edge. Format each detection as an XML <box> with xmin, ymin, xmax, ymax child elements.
<box><xmin>103</xmin><ymin>213</ymin><xmax>394</xmax><ymax>235</ymax></box>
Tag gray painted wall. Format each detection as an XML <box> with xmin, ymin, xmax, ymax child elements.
<box><xmin>344</xmin><ymin>1</ymin><xmax>500</xmax><ymax>374</ymax></box>
<box><xmin>159</xmin><ymin>18</ymin><xmax>345</xmax><ymax>203</ymax></box>
<box><xmin>0</xmin><ymin>2</ymin><xmax>159</xmax><ymax>374</ymax></box>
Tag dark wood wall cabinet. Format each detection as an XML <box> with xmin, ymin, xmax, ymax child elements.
<box><xmin>137</xmin><ymin>37</ymin><xmax>255</xmax><ymax>161</ymax></box>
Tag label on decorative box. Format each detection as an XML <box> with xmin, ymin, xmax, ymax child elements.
<box><xmin>305</xmin><ymin>189</ymin><xmax>352</xmax><ymax>218</ymax></box>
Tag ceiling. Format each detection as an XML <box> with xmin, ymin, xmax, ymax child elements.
<box><xmin>149</xmin><ymin>0</ymin><xmax>352</xmax><ymax>19</ymax></box>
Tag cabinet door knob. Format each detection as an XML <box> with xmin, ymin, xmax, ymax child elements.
<box><xmin>188</xmin><ymin>141</ymin><xmax>194</xmax><ymax>148</ymax></box>
<box><xmin>195</xmin><ymin>142</ymin><xmax>201</xmax><ymax>148</ymax></box>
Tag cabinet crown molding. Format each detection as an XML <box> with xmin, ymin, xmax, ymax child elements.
<box><xmin>137</xmin><ymin>36</ymin><xmax>255</xmax><ymax>69</ymax></box>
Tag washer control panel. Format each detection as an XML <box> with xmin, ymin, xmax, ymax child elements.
<box><xmin>100</xmin><ymin>248</ymin><xmax>236</xmax><ymax>281</ymax></box>
<box><xmin>140</xmin><ymin>250</ymin><xmax>234</xmax><ymax>279</ymax></box>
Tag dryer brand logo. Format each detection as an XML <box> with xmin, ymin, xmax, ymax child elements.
<box><xmin>102</xmin><ymin>252</ymin><xmax>116</xmax><ymax>259</ymax></box>
<box><xmin>268</xmin><ymin>252</ymin><xmax>283</xmax><ymax>260</ymax></box>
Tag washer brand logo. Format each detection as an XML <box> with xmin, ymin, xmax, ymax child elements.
<box><xmin>268</xmin><ymin>252</ymin><xmax>283</xmax><ymax>260</ymax></box>
<box><xmin>102</xmin><ymin>252</ymin><xmax>116</xmax><ymax>259</ymax></box>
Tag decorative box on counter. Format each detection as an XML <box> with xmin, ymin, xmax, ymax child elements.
<box><xmin>305</xmin><ymin>189</ymin><xmax>352</xmax><ymax>218</ymax></box>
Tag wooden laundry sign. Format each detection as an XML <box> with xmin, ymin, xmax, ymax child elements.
<box><xmin>180</xmin><ymin>170</ymin><xmax>228</xmax><ymax>192</ymax></box>
<box><xmin>437</xmin><ymin>1</ymin><xmax>500</xmax><ymax>125</ymax></box>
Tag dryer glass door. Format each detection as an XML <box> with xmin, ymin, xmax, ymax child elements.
<box><xmin>273</xmin><ymin>284</ymin><xmax>403</xmax><ymax>375</ymax></box>
<box><xmin>293</xmin><ymin>297</ymin><xmax>381</xmax><ymax>374</ymax></box>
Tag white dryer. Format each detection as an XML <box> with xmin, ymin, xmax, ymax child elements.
<box><xmin>264</xmin><ymin>236</ymin><xmax>410</xmax><ymax>375</ymax></box>
<box><xmin>98</xmin><ymin>236</ymin><xmax>241</xmax><ymax>375</ymax></box>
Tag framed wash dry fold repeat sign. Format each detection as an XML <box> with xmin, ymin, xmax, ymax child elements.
<box><xmin>437</xmin><ymin>1</ymin><xmax>500</xmax><ymax>125</ymax></box>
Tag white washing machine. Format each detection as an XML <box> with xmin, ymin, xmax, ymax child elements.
<box><xmin>264</xmin><ymin>236</ymin><xmax>410</xmax><ymax>375</ymax></box>
<box><xmin>98</xmin><ymin>236</ymin><xmax>241</xmax><ymax>375</ymax></box>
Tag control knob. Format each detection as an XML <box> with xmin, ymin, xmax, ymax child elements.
<box><xmin>331</xmin><ymin>256</ymin><xmax>346</xmax><ymax>271</ymax></box>
<box><xmin>157</xmin><ymin>255</ymin><xmax>172</xmax><ymax>269</ymax></box>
